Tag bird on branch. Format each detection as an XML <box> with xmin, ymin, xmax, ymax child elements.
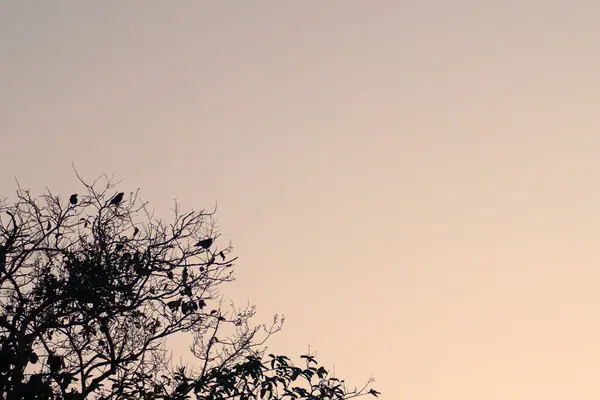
<box><xmin>195</xmin><ymin>238</ymin><xmax>213</xmax><ymax>249</ymax></box>
<box><xmin>109</xmin><ymin>192</ymin><xmax>124</xmax><ymax>206</ymax></box>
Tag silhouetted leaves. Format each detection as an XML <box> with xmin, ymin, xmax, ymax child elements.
<box><xmin>167</xmin><ymin>299</ymin><xmax>182</xmax><ymax>312</ymax></box>
<box><xmin>48</xmin><ymin>352</ymin><xmax>64</xmax><ymax>374</ymax></box>
<box><xmin>28</xmin><ymin>351</ymin><xmax>39</xmax><ymax>365</ymax></box>
<box><xmin>301</xmin><ymin>354</ymin><xmax>317</xmax><ymax>364</ymax></box>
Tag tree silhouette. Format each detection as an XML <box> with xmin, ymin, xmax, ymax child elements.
<box><xmin>0</xmin><ymin>174</ymin><xmax>379</xmax><ymax>399</ymax></box>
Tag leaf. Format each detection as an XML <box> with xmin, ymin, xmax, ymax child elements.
<box><xmin>28</xmin><ymin>351</ymin><xmax>38</xmax><ymax>364</ymax></box>
<box><xmin>167</xmin><ymin>300</ymin><xmax>181</xmax><ymax>312</ymax></box>
<box><xmin>317</xmin><ymin>366</ymin><xmax>328</xmax><ymax>378</ymax></box>
<box><xmin>181</xmin><ymin>302</ymin><xmax>189</xmax><ymax>315</ymax></box>
<box><xmin>134</xmin><ymin>262</ymin><xmax>146</xmax><ymax>276</ymax></box>
<box><xmin>48</xmin><ymin>352</ymin><xmax>63</xmax><ymax>373</ymax></box>
<box><xmin>369</xmin><ymin>389</ymin><xmax>381</xmax><ymax>397</ymax></box>
<box><xmin>300</xmin><ymin>354</ymin><xmax>317</xmax><ymax>364</ymax></box>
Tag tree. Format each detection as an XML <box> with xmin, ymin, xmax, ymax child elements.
<box><xmin>0</xmin><ymin>173</ymin><xmax>380</xmax><ymax>399</ymax></box>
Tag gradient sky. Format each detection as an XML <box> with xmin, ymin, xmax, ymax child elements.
<box><xmin>3</xmin><ymin>1</ymin><xmax>600</xmax><ymax>398</ymax></box>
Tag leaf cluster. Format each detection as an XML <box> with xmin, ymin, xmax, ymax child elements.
<box><xmin>0</xmin><ymin>174</ymin><xmax>379</xmax><ymax>400</ymax></box>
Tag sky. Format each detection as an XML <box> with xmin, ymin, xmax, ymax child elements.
<box><xmin>2</xmin><ymin>1</ymin><xmax>600</xmax><ymax>398</ymax></box>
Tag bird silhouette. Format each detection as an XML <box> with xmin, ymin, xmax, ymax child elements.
<box><xmin>109</xmin><ymin>192</ymin><xmax>124</xmax><ymax>205</ymax></box>
<box><xmin>195</xmin><ymin>238</ymin><xmax>213</xmax><ymax>249</ymax></box>
<box><xmin>69</xmin><ymin>194</ymin><xmax>78</xmax><ymax>205</ymax></box>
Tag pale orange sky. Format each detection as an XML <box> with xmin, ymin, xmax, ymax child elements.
<box><xmin>3</xmin><ymin>1</ymin><xmax>600</xmax><ymax>398</ymax></box>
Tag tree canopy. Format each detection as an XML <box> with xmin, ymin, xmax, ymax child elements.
<box><xmin>0</xmin><ymin>174</ymin><xmax>380</xmax><ymax>400</ymax></box>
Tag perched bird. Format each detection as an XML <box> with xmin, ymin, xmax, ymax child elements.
<box><xmin>69</xmin><ymin>194</ymin><xmax>78</xmax><ymax>205</ymax></box>
<box><xmin>219</xmin><ymin>251</ymin><xmax>225</xmax><ymax>261</ymax></box>
<box><xmin>110</xmin><ymin>192</ymin><xmax>124</xmax><ymax>205</ymax></box>
<box><xmin>195</xmin><ymin>238</ymin><xmax>213</xmax><ymax>249</ymax></box>
<box><xmin>133</xmin><ymin>226</ymin><xmax>139</xmax><ymax>236</ymax></box>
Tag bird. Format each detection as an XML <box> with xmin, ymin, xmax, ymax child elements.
<box><xmin>109</xmin><ymin>192</ymin><xmax>124</xmax><ymax>205</ymax></box>
<box><xmin>69</xmin><ymin>194</ymin><xmax>78</xmax><ymax>205</ymax></box>
<box><xmin>133</xmin><ymin>226</ymin><xmax>139</xmax><ymax>236</ymax></box>
<box><xmin>195</xmin><ymin>238</ymin><xmax>213</xmax><ymax>249</ymax></box>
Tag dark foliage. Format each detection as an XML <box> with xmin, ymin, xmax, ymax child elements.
<box><xmin>0</xmin><ymin>174</ymin><xmax>379</xmax><ymax>399</ymax></box>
